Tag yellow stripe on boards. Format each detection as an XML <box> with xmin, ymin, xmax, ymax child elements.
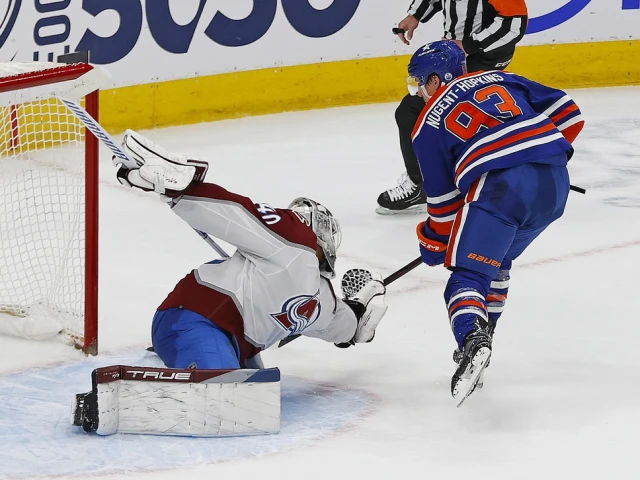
<box><xmin>100</xmin><ymin>40</ymin><xmax>640</xmax><ymax>134</ymax></box>
<box><xmin>508</xmin><ymin>40</ymin><xmax>640</xmax><ymax>88</ymax></box>
<box><xmin>100</xmin><ymin>56</ymin><xmax>410</xmax><ymax>133</ymax></box>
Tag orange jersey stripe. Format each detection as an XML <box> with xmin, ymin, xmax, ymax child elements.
<box><xmin>465</xmin><ymin>177</ymin><xmax>482</xmax><ymax>203</ymax></box>
<box><xmin>428</xmin><ymin>217</ymin><xmax>454</xmax><ymax>236</ymax></box>
<box><xmin>489</xmin><ymin>0</ymin><xmax>528</xmax><ymax>17</ymax></box>
<box><xmin>427</xmin><ymin>199</ymin><xmax>464</xmax><ymax>216</ymax></box>
<box><xmin>449</xmin><ymin>299</ymin><xmax>487</xmax><ymax>315</ymax></box>
<box><xmin>445</xmin><ymin>209</ymin><xmax>465</xmax><ymax>267</ymax></box>
<box><xmin>551</xmin><ymin>104</ymin><xmax>579</xmax><ymax>124</ymax></box>
<box><xmin>487</xmin><ymin>293</ymin><xmax>507</xmax><ymax>302</ymax></box>
<box><xmin>456</xmin><ymin>122</ymin><xmax>556</xmax><ymax>177</ymax></box>
<box><xmin>561</xmin><ymin>121</ymin><xmax>584</xmax><ymax>144</ymax></box>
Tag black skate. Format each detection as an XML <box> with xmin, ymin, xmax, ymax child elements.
<box><xmin>72</xmin><ymin>391</ymin><xmax>99</xmax><ymax>432</ymax></box>
<box><xmin>376</xmin><ymin>173</ymin><xmax>427</xmax><ymax>215</ymax></box>
<box><xmin>451</xmin><ymin>319</ymin><xmax>492</xmax><ymax>407</ymax></box>
<box><xmin>453</xmin><ymin>348</ymin><xmax>488</xmax><ymax>389</ymax></box>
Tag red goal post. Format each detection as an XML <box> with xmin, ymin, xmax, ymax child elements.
<box><xmin>0</xmin><ymin>62</ymin><xmax>105</xmax><ymax>355</ymax></box>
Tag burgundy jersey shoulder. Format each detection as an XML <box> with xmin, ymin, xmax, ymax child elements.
<box><xmin>181</xmin><ymin>183</ymin><xmax>318</xmax><ymax>251</ymax></box>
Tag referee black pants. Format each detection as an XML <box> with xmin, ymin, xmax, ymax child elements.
<box><xmin>396</xmin><ymin>53</ymin><xmax>514</xmax><ymax>185</ymax></box>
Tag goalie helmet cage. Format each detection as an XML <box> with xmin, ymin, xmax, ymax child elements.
<box><xmin>0</xmin><ymin>62</ymin><xmax>99</xmax><ymax>355</ymax></box>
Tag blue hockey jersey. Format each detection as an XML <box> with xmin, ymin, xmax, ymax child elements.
<box><xmin>411</xmin><ymin>71</ymin><xmax>584</xmax><ymax>236</ymax></box>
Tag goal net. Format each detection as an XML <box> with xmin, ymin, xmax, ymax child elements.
<box><xmin>0</xmin><ymin>62</ymin><xmax>103</xmax><ymax>354</ymax></box>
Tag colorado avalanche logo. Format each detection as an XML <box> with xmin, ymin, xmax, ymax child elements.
<box><xmin>271</xmin><ymin>291</ymin><xmax>321</xmax><ymax>334</ymax></box>
<box><xmin>0</xmin><ymin>0</ymin><xmax>21</xmax><ymax>50</ymax></box>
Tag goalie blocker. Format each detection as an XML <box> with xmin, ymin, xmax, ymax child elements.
<box><xmin>72</xmin><ymin>366</ymin><xmax>281</xmax><ymax>437</ymax></box>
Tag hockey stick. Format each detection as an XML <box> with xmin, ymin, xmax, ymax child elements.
<box><xmin>277</xmin><ymin>178</ymin><xmax>587</xmax><ymax>349</ymax></box>
<box><xmin>382</xmin><ymin>256</ymin><xmax>423</xmax><ymax>286</ymax></box>
<box><xmin>58</xmin><ymin>97</ymin><xmax>230</xmax><ymax>259</ymax></box>
<box><xmin>277</xmin><ymin>256</ymin><xmax>423</xmax><ymax>348</ymax></box>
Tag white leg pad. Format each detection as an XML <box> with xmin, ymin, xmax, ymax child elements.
<box><xmin>74</xmin><ymin>366</ymin><xmax>281</xmax><ymax>437</ymax></box>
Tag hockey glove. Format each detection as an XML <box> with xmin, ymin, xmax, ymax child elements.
<box><xmin>115</xmin><ymin>129</ymin><xmax>208</xmax><ymax>197</ymax></box>
<box><xmin>417</xmin><ymin>219</ymin><xmax>449</xmax><ymax>266</ymax></box>
<box><xmin>335</xmin><ymin>270</ymin><xmax>388</xmax><ymax>348</ymax></box>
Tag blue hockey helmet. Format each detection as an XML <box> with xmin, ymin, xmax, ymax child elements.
<box><xmin>407</xmin><ymin>41</ymin><xmax>467</xmax><ymax>95</ymax></box>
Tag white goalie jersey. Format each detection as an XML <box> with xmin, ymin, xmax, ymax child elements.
<box><xmin>157</xmin><ymin>182</ymin><xmax>358</xmax><ymax>366</ymax></box>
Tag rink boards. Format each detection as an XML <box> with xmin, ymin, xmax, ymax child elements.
<box><xmin>100</xmin><ymin>39</ymin><xmax>640</xmax><ymax>134</ymax></box>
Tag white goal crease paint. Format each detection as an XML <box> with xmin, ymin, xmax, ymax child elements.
<box><xmin>0</xmin><ymin>351</ymin><xmax>375</xmax><ymax>478</ymax></box>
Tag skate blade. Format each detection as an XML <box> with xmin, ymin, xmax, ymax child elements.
<box><xmin>453</xmin><ymin>347</ymin><xmax>491</xmax><ymax>408</ymax></box>
<box><xmin>375</xmin><ymin>205</ymin><xmax>426</xmax><ymax>216</ymax></box>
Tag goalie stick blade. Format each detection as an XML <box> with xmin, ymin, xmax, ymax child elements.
<box><xmin>278</xmin><ymin>334</ymin><xmax>301</xmax><ymax>348</ymax></box>
<box><xmin>452</xmin><ymin>347</ymin><xmax>491</xmax><ymax>408</ymax></box>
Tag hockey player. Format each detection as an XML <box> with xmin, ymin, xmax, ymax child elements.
<box><xmin>378</xmin><ymin>0</ymin><xmax>528</xmax><ymax>214</ymax></box>
<box><xmin>408</xmin><ymin>41</ymin><xmax>584</xmax><ymax>404</ymax></box>
<box><xmin>114</xmin><ymin>131</ymin><xmax>388</xmax><ymax>371</ymax></box>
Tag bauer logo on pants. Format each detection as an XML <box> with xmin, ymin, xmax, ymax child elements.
<box><xmin>271</xmin><ymin>291</ymin><xmax>321</xmax><ymax>334</ymax></box>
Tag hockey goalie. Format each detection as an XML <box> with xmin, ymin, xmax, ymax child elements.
<box><xmin>73</xmin><ymin>130</ymin><xmax>389</xmax><ymax>437</ymax></box>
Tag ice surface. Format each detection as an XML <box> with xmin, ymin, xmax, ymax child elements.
<box><xmin>0</xmin><ymin>351</ymin><xmax>372</xmax><ymax>478</ymax></box>
<box><xmin>0</xmin><ymin>87</ymin><xmax>639</xmax><ymax>479</ymax></box>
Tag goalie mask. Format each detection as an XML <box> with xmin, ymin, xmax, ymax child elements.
<box><xmin>288</xmin><ymin>197</ymin><xmax>342</xmax><ymax>279</ymax></box>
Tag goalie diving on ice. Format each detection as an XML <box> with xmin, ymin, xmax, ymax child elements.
<box><xmin>115</xmin><ymin>130</ymin><xmax>389</xmax><ymax>370</ymax></box>
<box><xmin>73</xmin><ymin>130</ymin><xmax>390</xmax><ymax>437</ymax></box>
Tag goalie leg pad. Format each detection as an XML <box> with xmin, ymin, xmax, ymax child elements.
<box><xmin>72</xmin><ymin>366</ymin><xmax>281</xmax><ymax>437</ymax></box>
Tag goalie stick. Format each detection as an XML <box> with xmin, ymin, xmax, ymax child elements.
<box><xmin>58</xmin><ymin>97</ymin><xmax>230</xmax><ymax>259</ymax></box>
<box><xmin>277</xmin><ymin>257</ymin><xmax>423</xmax><ymax>348</ymax></box>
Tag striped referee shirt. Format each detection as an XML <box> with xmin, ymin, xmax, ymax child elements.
<box><xmin>407</xmin><ymin>0</ymin><xmax>528</xmax><ymax>57</ymax></box>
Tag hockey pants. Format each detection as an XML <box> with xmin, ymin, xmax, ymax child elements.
<box><xmin>443</xmin><ymin>161</ymin><xmax>570</xmax><ymax>348</ymax></box>
<box><xmin>151</xmin><ymin>307</ymin><xmax>241</xmax><ymax>369</ymax></box>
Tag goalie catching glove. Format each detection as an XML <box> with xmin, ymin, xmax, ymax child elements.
<box><xmin>335</xmin><ymin>269</ymin><xmax>388</xmax><ymax>348</ymax></box>
<box><xmin>114</xmin><ymin>129</ymin><xmax>209</xmax><ymax>197</ymax></box>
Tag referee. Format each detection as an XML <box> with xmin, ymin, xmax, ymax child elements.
<box><xmin>376</xmin><ymin>0</ymin><xmax>528</xmax><ymax>214</ymax></box>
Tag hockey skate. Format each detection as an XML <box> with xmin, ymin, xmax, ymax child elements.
<box><xmin>451</xmin><ymin>318</ymin><xmax>492</xmax><ymax>407</ymax></box>
<box><xmin>453</xmin><ymin>318</ymin><xmax>496</xmax><ymax>390</ymax></box>
<box><xmin>453</xmin><ymin>348</ymin><xmax>485</xmax><ymax>390</ymax></box>
<box><xmin>376</xmin><ymin>173</ymin><xmax>427</xmax><ymax>215</ymax></box>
